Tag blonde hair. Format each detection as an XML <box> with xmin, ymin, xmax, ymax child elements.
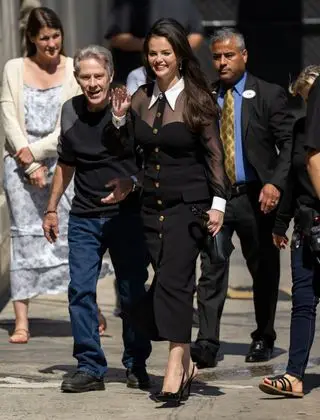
<box><xmin>289</xmin><ymin>65</ymin><xmax>320</xmax><ymax>97</ymax></box>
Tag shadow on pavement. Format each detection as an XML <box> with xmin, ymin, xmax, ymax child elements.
<box><xmin>152</xmin><ymin>383</ymin><xmax>225</xmax><ymax>409</ymax></box>
<box><xmin>220</xmin><ymin>341</ymin><xmax>286</xmax><ymax>358</ymax></box>
<box><xmin>0</xmin><ymin>288</ymin><xmax>10</xmax><ymax>314</ymax></box>
<box><xmin>39</xmin><ymin>364</ymin><xmax>162</xmax><ymax>389</ymax></box>
<box><xmin>193</xmin><ymin>381</ymin><xmax>225</xmax><ymax>397</ymax></box>
<box><xmin>304</xmin><ymin>373</ymin><xmax>320</xmax><ymax>395</ymax></box>
<box><xmin>200</xmin><ymin>360</ymin><xmax>320</xmax><ymax>383</ymax></box>
<box><xmin>0</xmin><ymin>318</ymin><xmax>73</xmax><ymax>337</ymax></box>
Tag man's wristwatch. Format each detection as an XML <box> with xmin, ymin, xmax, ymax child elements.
<box><xmin>130</xmin><ymin>175</ymin><xmax>139</xmax><ymax>192</ymax></box>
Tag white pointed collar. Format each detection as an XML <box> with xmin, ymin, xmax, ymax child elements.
<box><xmin>148</xmin><ymin>77</ymin><xmax>185</xmax><ymax>110</ymax></box>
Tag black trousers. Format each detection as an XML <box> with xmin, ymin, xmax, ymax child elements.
<box><xmin>196</xmin><ymin>188</ymin><xmax>280</xmax><ymax>354</ymax></box>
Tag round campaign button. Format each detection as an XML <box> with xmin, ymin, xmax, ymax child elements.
<box><xmin>242</xmin><ymin>89</ymin><xmax>256</xmax><ymax>99</ymax></box>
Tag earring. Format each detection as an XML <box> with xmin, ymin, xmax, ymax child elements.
<box><xmin>179</xmin><ymin>62</ymin><xmax>182</xmax><ymax>71</ymax></box>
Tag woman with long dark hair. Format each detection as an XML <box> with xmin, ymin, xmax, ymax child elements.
<box><xmin>103</xmin><ymin>18</ymin><xmax>230</xmax><ymax>402</ymax></box>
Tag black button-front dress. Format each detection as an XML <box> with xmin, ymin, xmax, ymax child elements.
<box><xmin>111</xmin><ymin>82</ymin><xmax>230</xmax><ymax>343</ymax></box>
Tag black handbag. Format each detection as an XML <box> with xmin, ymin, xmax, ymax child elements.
<box><xmin>191</xmin><ymin>205</ymin><xmax>234</xmax><ymax>264</ymax></box>
<box><xmin>205</xmin><ymin>227</ymin><xmax>234</xmax><ymax>264</ymax></box>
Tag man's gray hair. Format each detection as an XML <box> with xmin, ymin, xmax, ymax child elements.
<box><xmin>74</xmin><ymin>45</ymin><xmax>114</xmax><ymax>76</ymax></box>
<box><xmin>211</xmin><ymin>28</ymin><xmax>246</xmax><ymax>51</ymax></box>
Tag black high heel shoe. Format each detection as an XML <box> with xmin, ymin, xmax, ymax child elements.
<box><xmin>153</xmin><ymin>372</ymin><xmax>186</xmax><ymax>404</ymax></box>
<box><xmin>182</xmin><ymin>363</ymin><xmax>197</xmax><ymax>400</ymax></box>
<box><xmin>153</xmin><ymin>364</ymin><xmax>197</xmax><ymax>404</ymax></box>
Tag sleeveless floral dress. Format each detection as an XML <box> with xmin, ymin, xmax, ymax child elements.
<box><xmin>3</xmin><ymin>84</ymin><xmax>74</xmax><ymax>300</ymax></box>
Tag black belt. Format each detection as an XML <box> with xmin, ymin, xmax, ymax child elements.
<box><xmin>231</xmin><ymin>182</ymin><xmax>260</xmax><ymax>197</ymax></box>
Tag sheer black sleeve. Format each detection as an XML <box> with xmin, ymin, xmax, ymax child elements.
<box><xmin>104</xmin><ymin>114</ymin><xmax>134</xmax><ymax>155</ymax></box>
<box><xmin>201</xmin><ymin>119</ymin><xmax>231</xmax><ymax>200</ymax></box>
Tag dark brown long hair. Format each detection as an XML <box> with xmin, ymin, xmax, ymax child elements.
<box><xmin>143</xmin><ymin>18</ymin><xmax>218</xmax><ymax>132</ymax></box>
<box><xmin>25</xmin><ymin>7</ymin><xmax>65</xmax><ymax>57</ymax></box>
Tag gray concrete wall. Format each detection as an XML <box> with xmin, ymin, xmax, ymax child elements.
<box><xmin>0</xmin><ymin>0</ymin><xmax>19</xmax><ymax>310</ymax></box>
<box><xmin>42</xmin><ymin>0</ymin><xmax>111</xmax><ymax>56</ymax></box>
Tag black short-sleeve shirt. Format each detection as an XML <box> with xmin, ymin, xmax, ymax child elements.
<box><xmin>305</xmin><ymin>75</ymin><xmax>320</xmax><ymax>151</ymax></box>
<box><xmin>58</xmin><ymin>95</ymin><xmax>139</xmax><ymax>217</ymax></box>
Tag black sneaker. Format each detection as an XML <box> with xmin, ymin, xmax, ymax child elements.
<box><xmin>61</xmin><ymin>371</ymin><xmax>105</xmax><ymax>393</ymax></box>
<box><xmin>126</xmin><ymin>367</ymin><xmax>151</xmax><ymax>389</ymax></box>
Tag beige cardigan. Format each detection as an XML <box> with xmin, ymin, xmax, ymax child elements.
<box><xmin>0</xmin><ymin>56</ymin><xmax>81</xmax><ymax>174</ymax></box>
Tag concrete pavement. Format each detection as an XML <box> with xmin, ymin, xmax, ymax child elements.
<box><xmin>0</xmin><ymin>238</ymin><xmax>320</xmax><ymax>419</ymax></box>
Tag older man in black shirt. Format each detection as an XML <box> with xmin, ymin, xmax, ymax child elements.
<box><xmin>43</xmin><ymin>45</ymin><xmax>151</xmax><ymax>393</ymax></box>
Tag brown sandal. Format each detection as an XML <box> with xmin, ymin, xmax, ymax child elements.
<box><xmin>9</xmin><ymin>329</ymin><xmax>30</xmax><ymax>344</ymax></box>
<box><xmin>259</xmin><ymin>374</ymin><xmax>304</xmax><ymax>398</ymax></box>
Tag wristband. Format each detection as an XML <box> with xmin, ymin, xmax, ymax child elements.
<box><xmin>44</xmin><ymin>210</ymin><xmax>57</xmax><ymax>216</ymax></box>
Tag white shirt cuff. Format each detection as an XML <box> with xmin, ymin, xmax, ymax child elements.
<box><xmin>112</xmin><ymin>113</ymin><xmax>126</xmax><ymax>129</ymax></box>
<box><xmin>211</xmin><ymin>196</ymin><xmax>226</xmax><ymax>213</ymax></box>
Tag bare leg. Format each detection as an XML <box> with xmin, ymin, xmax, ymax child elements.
<box><xmin>9</xmin><ymin>299</ymin><xmax>30</xmax><ymax>343</ymax></box>
<box><xmin>162</xmin><ymin>342</ymin><xmax>185</xmax><ymax>393</ymax></box>
<box><xmin>182</xmin><ymin>344</ymin><xmax>197</xmax><ymax>378</ymax></box>
<box><xmin>162</xmin><ymin>342</ymin><xmax>197</xmax><ymax>392</ymax></box>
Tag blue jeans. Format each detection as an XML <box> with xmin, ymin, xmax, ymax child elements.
<box><xmin>286</xmin><ymin>241</ymin><xmax>319</xmax><ymax>379</ymax></box>
<box><xmin>68</xmin><ymin>212</ymin><xmax>152</xmax><ymax>379</ymax></box>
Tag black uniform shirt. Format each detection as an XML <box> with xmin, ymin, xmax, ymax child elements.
<box><xmin>274</xmin><ymin>117</ymin><xmax>320</xmax><ymax>236</ymax></box>
<box><xmin>105</xmin><ymin>0</ymin><xmax>203</xmax><ymax>83</ymax></box>
<box><xmin>305</xmin><ymin>75</ymin><xmax>320</xmax><ymax>152</ymax></box>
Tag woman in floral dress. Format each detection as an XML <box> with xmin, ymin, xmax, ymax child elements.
<box><xmin>1</xmin><ymin>7</ymin><xmax>109</xmax><ymax>343</ymax></box>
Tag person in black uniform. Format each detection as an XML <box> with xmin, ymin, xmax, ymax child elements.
<box><xmin>104</xmin><ymin>0</ymin><xmax>204</xmax><ymax>84</ymax></box>
<box><xmin>259</xmin><ymin>65</ymin><xmax>320</xmax><ymax>398</ymax></box>
<box><xmin>305</xmin><ymin>69</ymin><xmax>320</xmax><ymax>200</ymax></box>
<box><xmin>102</xmin><ymin>18</ymin><xmax>230</xmax><ymax>402</ymax></box>
<box><xmin>191</xmin><ymin>28</ymin><xmax>294</xmax><ymax>367</ymax></box>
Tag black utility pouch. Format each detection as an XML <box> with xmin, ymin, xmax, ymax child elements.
<box><xmin>298</xmin><ymin>205</ymin><xmax>317</xmax><ymax>235</ymax></box>
<box><xmin>291</xmin><ymin>229</ymin><xmax>302</xmax><ymax>250</ymax></box>
<box><xmin>309</xmin><ymin>225</ymin><xmax>320</xmax><ymax>255</ymax></box>
<box><xmin>298</xmin><ymin>205</ymin><xmax>320</xmax><ymax>263</ymax></box>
